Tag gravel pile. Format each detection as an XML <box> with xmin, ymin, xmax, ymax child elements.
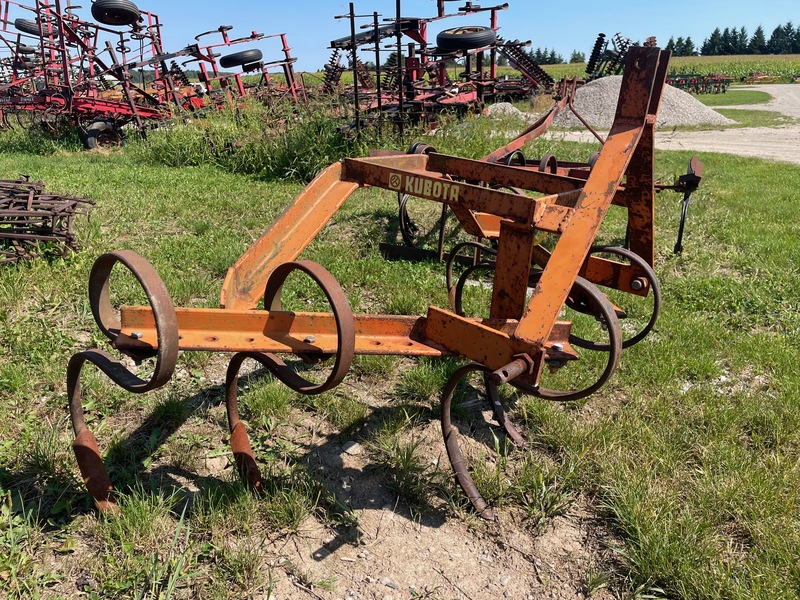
<box><xmin>487</xmin><ymin>102</ymin><xmax>538</xmax><ymax>123</ymax></box>
<box><xmin>553</xmin><ymin>76</ymin><xmax>735</xmax><ymax>129</ymax></box>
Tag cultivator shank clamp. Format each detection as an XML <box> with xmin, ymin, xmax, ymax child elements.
<box><xmin>68</xmin><ymin>47</ymin><xmax>687</xmax><ymax>518</ymax></box>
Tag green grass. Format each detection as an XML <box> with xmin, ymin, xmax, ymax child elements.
<box><xmin>716</xmin><ymin>108</ymin><xmax>798</xmax><ymax>128</ymax></box>
<box><xmin>1</xmin><ymin>104</ymin><xmax>800</xmax><ymax>598</ymax></box>
<box><xmin>696</xmin><ymin>89</ymin><xmax>772</xmax><ymax>106</ymax></box>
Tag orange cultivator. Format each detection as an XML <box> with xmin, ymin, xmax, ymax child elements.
<box><xmin>68</xmin><ymin>46</ymin><xmax>701</xmax><ymax>519</ymax></box>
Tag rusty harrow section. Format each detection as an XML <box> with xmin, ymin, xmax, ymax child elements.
<box><xmin>68</xmin><ymin>47</ymin><xmax>696</xmax><ymax>519</ymax></box>
<box><xmin>0</xmin><ymin>176</ymin><xmax>94</xmax><ymax>263</ymax></box>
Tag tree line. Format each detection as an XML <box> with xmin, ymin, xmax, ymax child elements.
<box><xmin>667</xmin><ymin>22</ymin><xmax>800</xmax><ymax>56</ymax></box>
<box><xmin>522</xmin><ymin>48</ymin><xmax>585</xmax><ymax>65</ymax></box>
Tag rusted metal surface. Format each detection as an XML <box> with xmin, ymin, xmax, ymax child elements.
<box><xmin>221</xmin><ymin>162</ymin><xmax>359</xmax><ymax>310</ymax></box>
<box><xmin>0</xmin><ymin>176</ymin><xmax>94</xmax><ymax>263</ymax></box>
<box><xmin>69</xmin><ymin>47</ymin><xmax>693</xmax><ymax>517</ymax></box>
<box><xmin>68</xmin><ymin>250</ymin><xmax>179</xmax><ymax>511</ymax></box>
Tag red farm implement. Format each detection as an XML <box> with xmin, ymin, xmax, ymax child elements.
<box><xmin>68</xmin><ymin>46</ymin><xmax>704</xmax><ymax>519</ymax></box>
<box><xmin>326</xmin><ymin>0</ymin><xmax>553</xmax><ymax>131</ymax></box>
<box><xmin>666</xmin><ymin>72</ymin><xmax>733</xmax><ymax>94</ymax></box>
<box><xmin>0</xmin><ymin>0</ymin><xmax>300</xmax><ymax>146</ymax></box>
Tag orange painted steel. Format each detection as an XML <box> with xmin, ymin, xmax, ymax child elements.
<box><xmin>69</xmin><ymin>47</ymin><xmax>676</xmax><ymax>518</ymax></box>
<box><xmin>221</xmin><ymin>162</ymin><xmax>359</xmax><ymax>310</ymax></box>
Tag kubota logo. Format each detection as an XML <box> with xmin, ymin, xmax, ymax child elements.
<box><xmin>387</xmin><ymin>173</ymin><xmax>460</xmax><ymax>202</ymax></box>
<box><xmin>388</xmin><ymin>173</ymin><xmax>402</xmax><ymax>190</ymax></box>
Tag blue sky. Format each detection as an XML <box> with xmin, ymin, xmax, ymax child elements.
<box><xmin>15</xmin><ymin>0</ymin><xmax>796</xmax><ymax>70</ymax></box>
<box><xmin>147</xmin><ymin>0</ymin><xmax>796</xmax><ymax>70</ymax></box>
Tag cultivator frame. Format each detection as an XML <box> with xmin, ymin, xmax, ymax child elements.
<box><xmin>68</xmin><ymin>47</ymin><xmax>697</xmax><ymax>519</ymax></box>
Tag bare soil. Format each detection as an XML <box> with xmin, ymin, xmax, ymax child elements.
<box><xmin>259</xmin><ymin>409</ymin><xmax>620</xmax><ymax>600</ymax></box>
<box><xmin>50</xmin><ymin>359</ymin><xmax>623</xmax><ymax>599</ymax></box>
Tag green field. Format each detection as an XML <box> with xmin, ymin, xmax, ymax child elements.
<box><xmin>508</xmin><ymin>54</ymin><xmax>800</xmax><ymax>83</ymax></box>
<box><xmin>1</xmin><ymin>105</ymin><xmax>800</xmax><ymax>599</ymax></box>
<box><xmin>668</xmin><ymin>53</ymin><xmax>800</xmax><ymax>80</ymax></box>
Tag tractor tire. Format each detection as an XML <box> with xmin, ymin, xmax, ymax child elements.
<box><xmin>436</xmin><ymin>26</ymin><xmax>496</xmax><ymax>51</ymax></box>
<box><xmin>219</xmin><ymin>49</ymin><xmax>263</xmax><ymax>69</ymax></box>
<box><xmin>83</xmin><ymin>119</ymin><xmax>124</xmax><ymax>149</ymax></box>
<box><xmin>15</xmin><ymin>18</ymin><xmax>60</xmax><ymax>38</ymax></box>
<box><xmin>91</xmin><ymin>0</ymin><xmax>141</xmax><ymax>26</ymax></box>
<box><xmin>14</xmin><ymin>18</ymin><xmax>41</xmax><ymax>36</ymax></box>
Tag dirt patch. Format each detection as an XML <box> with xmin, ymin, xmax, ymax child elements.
<box><xmin>257</xmin><ymin>412</ymin><xmax>621</xmax><ymax>600</ymax></box>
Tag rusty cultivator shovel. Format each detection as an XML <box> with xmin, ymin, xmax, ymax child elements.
<box><xmin>68</xmin><ymin>46</ymin><xmax>701</xmax><ymax>519</ymax></box>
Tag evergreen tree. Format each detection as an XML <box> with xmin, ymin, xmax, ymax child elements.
<box><xmin>530</xmin><ymin>47</ymin><xmax>565</xmax><ymax>64</ymax></box>
<box><xmin>767</xmin><ymin>24</ymin><xmax>790</xmax><ymax>53</ymax></box>
<box><xmin>748</xmin><ymin>26</ymin><xmax>767</xmax><ymax>54</ymax></box>
<box><xmin>736</xmin><ymin>27</ymin><xmax>749</xmax><ymax>54</ymax></box>
<box><xmin>674</xmin><ymin>36</ymin><xmax>686</xmax><ymax>56</ymax></box>
<box><xmin>721</xmin><ymin>27</ymin><xmax>733</xmax><ymax>54</ymax></box>
<box><xmin>569</xmin><ymin>50</ymin><xmax>585</xmax><ymax>63</ymax></box>
<box><xmin>702</xmin><ymin>28</ymin><xmax>722</xmax><ymax>55</ymax></box>
<box><xmin>785</xmin><ymin>21</ymin><xmax>799</xmax><ymax>53</ymax></box>
<box><xmin>665</xmin><ymin>36</ymin><xmax>676</xmax><ymax>53</ymax></box>
<box><xmin>684</xmin><ymin>37</ymin><xmax>696</xmax><ymax>56</ymax></box>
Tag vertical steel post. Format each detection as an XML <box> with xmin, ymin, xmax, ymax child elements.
<box><xmin>349</xmin><ymin>3</ymin><xmax>360</xmax><ymax>138</ymax></box>
<box><xmin>395</xmin><ymin>0</ymin><xmax>404</xmax><ymax>138</ymax></box>
<box><xmin>280</xmin><ymin>34</ymin><xmax>299</xmax><ymax>103</ymax></box>
<box><xmin>490</xmin><ymin>8</ymin><xmax>498</xmax><ymax>79</ymax></box>
<box><xmin>373</xmin><ymin>11</ymin><xmax>382</xmax><ymax>130</ymax></box>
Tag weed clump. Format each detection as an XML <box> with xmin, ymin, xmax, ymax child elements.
<box><xmin>127</xmin><ymin>99</ymin><xmax>363</xmax><ymax>183</ymax></box>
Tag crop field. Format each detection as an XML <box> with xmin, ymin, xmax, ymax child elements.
<box><xmin>530</xmin><ymin>54</ymin><xmax>800</xmax><ymax>82</ymax></box>
<box><xmin>668</xmin><ymin>54</ymin><xmax>800</xmax><ymax>80</ymax></box>
<box><xmin>1</xmin><ymin>102</ymin><xmax>800</xmax><ymax>600</ymax></box>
